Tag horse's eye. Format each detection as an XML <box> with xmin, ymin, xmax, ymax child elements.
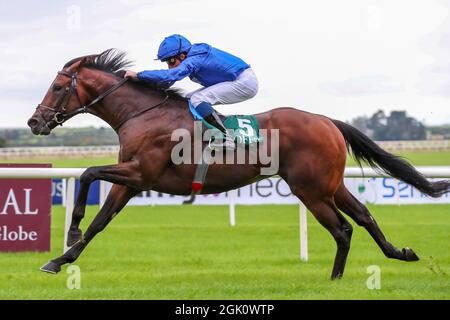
<box><xmin>53</xmin><ymin>85</ymin><xmax>62</xmax><ymax>92</ymax></box>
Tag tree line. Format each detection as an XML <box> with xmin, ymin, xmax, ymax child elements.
<box><xmin>0</xmin><ymin>127</ymin><xmax>119</xmax><ymax>148</ymax></box>
<box><xmin>351</xmin><ymin>110</ymin><xmax>429</xmax><ymax>141</ymax></box>
<box><xmin>351</xmin><ymin>109</ymin><xmax>450</xmax><ymax>141</ymax></box>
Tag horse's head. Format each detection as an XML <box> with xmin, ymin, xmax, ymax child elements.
<box><xmin>27</xmin><ymin>49</ymin><xmax>131</xmax><ymax>135</ymax></box>
<box><xmin>27</xmin><ymin>55</ymin><xmax>93</xmax><ymax>135</ymax></box>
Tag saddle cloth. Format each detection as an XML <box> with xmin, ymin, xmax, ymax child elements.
<box><xmin>188</xmin><ymin>101</ymin><xmax>263</xmax><ymax>145</ymax></box>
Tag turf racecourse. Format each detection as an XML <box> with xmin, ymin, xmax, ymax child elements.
<box><xmin>0</xmin><ymin>204</ymin><xmax>448</xmax><ymax>299</ymax></box>
<box><xmin>1</xmin><ymin>151</ymin><xmax>449</xmax><ymax>299</ymax></box>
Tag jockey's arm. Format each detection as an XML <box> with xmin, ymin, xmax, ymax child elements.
<box><xmin>136</xmin><ymin>60</ymin><xmax>196</xmax><ymax>88</ymax></box>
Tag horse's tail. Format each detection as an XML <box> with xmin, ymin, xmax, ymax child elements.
<box><xmin>331</xmin><ymin>119</ymin><xmax>450</xmax><ymax>198</ymax></box>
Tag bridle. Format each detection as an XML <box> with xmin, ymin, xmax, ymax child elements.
<box><xmin>35</xmin><ymin>70</ymin><xmax>128</xmax><ymax>128</ymax></box>
<box><xmin>35</xmin><ymin>70</ymin><xmax>170</xmax><ymax>131</ymax></box>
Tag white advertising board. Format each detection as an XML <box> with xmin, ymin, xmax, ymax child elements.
<box><xmin>104</xmin><ymin>177</ymin><xmax>450</xmax><ymax>205</ymax></box>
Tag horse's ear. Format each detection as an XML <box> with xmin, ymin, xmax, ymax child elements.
<box><xmin>78</xmin><ymin>56</ymin><xmax>91</xmax><ymax>68</ymax></box>
<box><xmin>78</xmin><ymin>54</ymin><xmax>97</xmax><ymax>69</ymax></box>
<box><xmin>79</xmin><ymin>57</ymin><xmax>88</xmax><ymax>67</ymax></box>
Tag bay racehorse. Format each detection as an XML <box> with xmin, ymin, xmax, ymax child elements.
<box><xmin>28</xmin><ymin>49</ymin><xmax>450</xmax><ymax>279</ymax></box>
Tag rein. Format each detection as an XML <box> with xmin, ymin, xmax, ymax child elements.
<box><xmin>35</xmin><ymin>71</ymin><xmax>169</xmax><ymax>131</ymax></box>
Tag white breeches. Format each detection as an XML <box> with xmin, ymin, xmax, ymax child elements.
<box><xmin>188</xmin><ymin>68</ymin><xmax>259</xmax><ymax>107</ymax></box>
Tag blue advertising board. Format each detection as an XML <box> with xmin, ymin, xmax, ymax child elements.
<box><xmin>52</xmin><ymin>179</ymin><xmax>100</xmax><ymax>205</ymax></box>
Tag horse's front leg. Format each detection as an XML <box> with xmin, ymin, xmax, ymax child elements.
<box><xmin>66</xmin><ymin>161</ymin><xmax>145</xmax><ymax>247</ymax></box>
<box><xmin>66</xmin><ymin>179</ymin><xmax>91</xmax><ymax>246</ymax></box>
<box><xmin>41</xmin><ymin>184</ymin><xmax>138</xmax><ymax>274</ymax></box>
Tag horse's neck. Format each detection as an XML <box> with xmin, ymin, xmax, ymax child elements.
<box><xmin>92</xmin><ymin>79</ymin><xmax>191</xmax><ymax>133</ymax></box>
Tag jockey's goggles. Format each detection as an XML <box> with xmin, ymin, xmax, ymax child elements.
<box><xmin>163</xmin><ymin>56</ymin><xmax>178</xmax><ymax>66</ymax></box>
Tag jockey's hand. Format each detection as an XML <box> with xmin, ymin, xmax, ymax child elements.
<box><xmin>124</xmin><ymin>71</ymin><xmax>138</xmax><ymax>80</ymax></box>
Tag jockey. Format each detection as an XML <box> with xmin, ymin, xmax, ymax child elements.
<box><xmin>124</xmin><ymin>34</ymin><xmax>258</xmax><ymax>150</ymax></box>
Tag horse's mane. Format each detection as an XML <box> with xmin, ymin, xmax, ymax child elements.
<box><xmin>64</xmin><ymin>49</ymin><xmax>187</xmax><ymax>101</ymax></box>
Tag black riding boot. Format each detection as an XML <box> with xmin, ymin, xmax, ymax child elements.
<box><xmin>203</xmin><ymin>112</ymin><xmax>235</xmax><ymax>150</ymax></box>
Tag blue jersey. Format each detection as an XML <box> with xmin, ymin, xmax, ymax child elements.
<box><xmin>137</xmin><ymin>43</ymin><xmax>250</xmax><ymax>88</ymax></box>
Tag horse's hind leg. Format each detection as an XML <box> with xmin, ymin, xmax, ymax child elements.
<box><xmin>307</xmin><ymin>199</ymin><xmax>354</xmax><ymax>279</ymax></box>
<box><xmin>291</xmin><ymin>188</ymin><xmax>353</xmax><ymax>279</ymax></box>
<box><xmin>334</xmin><ymin>183</ymin><xmax>419</xmax><ymax>262</ymax></box>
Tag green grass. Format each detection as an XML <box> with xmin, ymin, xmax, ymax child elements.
<box><xmin>8</xmin><ymin>151</ymin><xmax>450</xmax><ymax>167</ymax></box>
<box><xmin>346</xmin><ymin>151</ymin><xmax>450</xmax><ymax>166</ymax></box>
<box><xmin>9</xmin><ymin>156</ymin><xmax>117</xmax><ymax>167</ymax></box>
<box><xmin>0</xmin><ymin>204</ymin><xmax>448</xmax><ymax>299</ymax></box>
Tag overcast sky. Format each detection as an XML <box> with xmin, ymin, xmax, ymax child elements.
<box><xmin>1</xmin><ymin>0</ymin><xmax>449</xmax><ymax>128</ymax></box>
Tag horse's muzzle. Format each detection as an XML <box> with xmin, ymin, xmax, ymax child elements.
<box><xmin>27</xmin><ymin>116</ymin><xmax>51</xmax><ymax>135</ymax></box>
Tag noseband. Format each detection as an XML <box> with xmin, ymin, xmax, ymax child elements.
<box><xmin>36</xmin><ymin>70</ymin><xmax>128</xmax><ymax>127</ymax></box>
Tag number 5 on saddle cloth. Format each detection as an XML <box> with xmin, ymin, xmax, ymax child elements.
<box><xmin>188</xmin><ymin>101</ymin><xmax>263</xmax><ymax>194</ymax></box>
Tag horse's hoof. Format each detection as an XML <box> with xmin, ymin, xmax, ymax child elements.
<box><xmin>67</xmin><ymin>229</ymin><xmax>83</xmax><ymax>247</ymax></box>
<box><xmin>40</xmin><ymin>261</ymin><xmax>61</xmax><ymax>274</ymax></box>
<box><xmin>402</xmin><ymin>247</ymin><xmax>419</xmax><ymax>262</ymax></box>
<box><xmin>330</xmin><ymin>272</ymin><xmax>344</xmax><ymax>280</ymax></box>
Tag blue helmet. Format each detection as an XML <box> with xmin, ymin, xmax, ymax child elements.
<box><xmin>156</xmin><ymin>34</ymin><xmax>192</xmax><ymax>61</ymax></box>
